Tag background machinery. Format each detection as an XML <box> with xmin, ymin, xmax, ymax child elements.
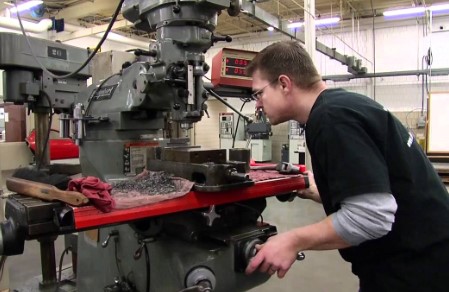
<box><xmin>288</xmin><ymin>121</ymin><xmax>306</xmax><ymax>165</ymax></box>
<box><xmin>0</xmin><ymin>0</ymin><xmax>307</xmax><ymax>291</ymax></box>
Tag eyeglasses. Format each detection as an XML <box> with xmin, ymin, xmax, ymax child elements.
<box><xmin>251</xmin><ymin>78</ymin><xmax>278</xmax><ymax>101</ymax></box>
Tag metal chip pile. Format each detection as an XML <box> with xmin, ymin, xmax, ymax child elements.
<box><xmin>112</xmin><ymin>171</ymin><xmax>177</xmax><ymax>195</ymax></box>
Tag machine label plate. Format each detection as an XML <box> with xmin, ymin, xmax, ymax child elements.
<box><xmin>123</xmin><ymin>142</ymin><xmax>159</xmax><ymax>175</ymax></box>
<box><xmin>92</xmin><ymin>85</ymin><xmax>118</xmax><ymax>101</ymax></box>
<box><xmin>48</xmin><ymin>46</ymin><xmax>67</xmax><ymax>60</ymax></box>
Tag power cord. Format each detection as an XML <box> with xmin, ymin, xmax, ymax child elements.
<box><xmin>232</xmin><ymin>101</ymin><xmax>249</xmax><ymax>148</ymax></box>
<box><xmin>114</xmin><ymin>238</ymin><xmax>124</xmax><ymax>278</ymax></box>
<box><xmin>143</xmin><ymin>243</ymin><xmax>150</xmax><ymax>292</ymax></box>
<box><xmin>38</xmin><ymin>91</ymin><xmax>55</xmax><ymax>169</ymax></box>
<box><xmin>54</xmin><ymin>246</ymin><xmax>72</xmax><ymax>292</ymax></box>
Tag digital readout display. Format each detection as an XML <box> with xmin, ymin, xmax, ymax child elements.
<box><xmin>225</xmin><ymin>57</ymin><xmax>250</xmax><ymax>68</ymax></box>
<box><xmin>225</xmin><ymin>67</ymin><xmax>247</xmax><ymax>77</ymax></box>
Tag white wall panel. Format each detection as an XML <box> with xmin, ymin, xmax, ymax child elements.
<box><xmin>430</xmin><ymin>31</ymin><xmax>449</xmax><ymax>68</ymax></box>
<box><xmin>374</xmin><ymin>25</ymin><xmax>423</xmax><ymax>72</ymax></box>
<box><xmin>192</xmin><ymin>99</ymin><xmax>227</xmax><ymax>148</ymax></box>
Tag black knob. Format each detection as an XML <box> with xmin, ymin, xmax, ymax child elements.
<box><xmin>173</xmin><ymin>5</ymin><xmax>181</xmax><ymax>13</ymax></box>
<box><xmin>122</xmin><ymin>61</ymin><xmax>132</xmax><ymax>69</ymax></box>
<box><xmin>211</xmin><ymin>34</ymin><xmax>232</xmax><ymax>44</ymax></box>
<box><xmin>203</xmin><ymin>63</ymin><xmax>210</xmax><ymax>73</ymax></box>
<box><xmin>133</xmin><ymin>49</ymin><xmax>157</xmax><ymax>57</ymax></box>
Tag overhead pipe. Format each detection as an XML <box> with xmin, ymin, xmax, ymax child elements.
<box><xmin>0</xmin><ymin>17</ymin><xmax>149</xmax><ymax>49</ymax></box>
<box><xmin>322</xmin><ymin>68</ymin><xmax>449</xmax><ymax>81</ymax></box>
<box><xmin>0</xmin><ymin>17</ymin><xmax>52</xmax><ymax>33</ymax></box>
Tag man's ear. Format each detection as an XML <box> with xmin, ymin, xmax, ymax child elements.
<box><xmin>279</xmin><ymin>75</ymin><xmax>292</xmax><ymax>93</ymax></box>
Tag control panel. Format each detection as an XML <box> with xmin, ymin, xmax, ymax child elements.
<box><xmin>289</xmin><ymin>121</ymin><xmax>306</xmax><ymax>164</ymax></box>
<box><xmin>219</xmin><ymin>113</ymin><xmax>234</xmax><ymax>139</ymax></box>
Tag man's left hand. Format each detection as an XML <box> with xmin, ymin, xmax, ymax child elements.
<box><xmin>245</xmin><ymin>231</ymin><xmax>300</xmax><ymax>278</ymax></box>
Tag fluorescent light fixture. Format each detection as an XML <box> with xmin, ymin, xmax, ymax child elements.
<box><xmin>315</xmin><ymin>17</ymin><xmax>340</xmax><ymax>25</ymax></box>
<box><xmin>383</xmin><ymin>3</ymin><xmax>449</xmax><ymax>17</ymax></box>
<box><xmin>287</xmin><ymin>22</ymin><xmax>304</xmax><ymax>29</ymax></box>
<box><xmin>383</xmin><ymin>6</ymin><xmax>426</xmax><ymax>17</ymax></box>
<box><xmin>287</xmin><ymin>17</ymin><xmax>340</xmax><ymax>29</ymax></box>
<box><xmin>430</xmin><ymin>4</ymin><xmax>449</xmax><ymax>12</ymax></box>
<box><xmin>267</xmin><ymin>26</ymin><xmax>274</xmax><ymax>31</ymax></box>
<box><xmin>9</xmin><ymin>0</ymin><xmax>43</xmax><ymax>13</ymax></box>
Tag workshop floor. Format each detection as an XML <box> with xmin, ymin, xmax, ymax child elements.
<box><xmin>248</xmin><ymin>197</ymin><xmax>359</xmax><ymax>292</ymax></box>
<box><xmin>6</xmin><ymin>198</ymin><xmax>359</xmax><ymax>292</ymax></box>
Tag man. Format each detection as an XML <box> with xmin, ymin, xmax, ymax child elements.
<box><xmin>244</xmin><ymin>41</ymin><xmax>449</xmax><ymax>292</ymax></box>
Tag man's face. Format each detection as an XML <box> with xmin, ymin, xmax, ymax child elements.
<box><xmin>251</xmin><ymin>70</ymin><xmax>290</xmax><ymax>125</ymax></box>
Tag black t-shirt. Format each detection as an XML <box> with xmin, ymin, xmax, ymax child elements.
<box><xmin>306</xmin><ymin>88</ymin><xmax>449</xmax><ymax>291</ymax></box>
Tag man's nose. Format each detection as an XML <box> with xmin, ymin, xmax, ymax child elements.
<box><xmin>256</xmin><ymin>99</ymin><xmax>263</xmax><ymax>107</ymax></box>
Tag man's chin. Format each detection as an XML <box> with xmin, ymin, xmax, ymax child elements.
<box><xmin>267</xmin><ymin>116</ymin><xmax>286</xmax><ymax>126</ymax></box>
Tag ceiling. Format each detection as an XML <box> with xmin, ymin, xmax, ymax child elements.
<box><xmin>2</xmin><ymin>0</ymin><xmax>448</xmax><ymax>40</ymax></box>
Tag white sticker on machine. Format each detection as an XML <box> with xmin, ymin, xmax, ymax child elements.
<box><xmin>123</xmin><ymin>142</ymin><xmax>159</xmax><ymax>175</ymax></box>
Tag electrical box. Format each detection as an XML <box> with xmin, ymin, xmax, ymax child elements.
<box><xmin>219</xmin><ymin>112</ymin><xmax>248</xmax><ymax>155</ymax></box>
<box><xmin>289</xmin><ymin>121</ymin><xmax>306</xmax><ymax>164</ymax></box>
<box><xmin>250</xmin><ymin>139</ymin><xmax>272</xmax><ymax>162</ymax></box>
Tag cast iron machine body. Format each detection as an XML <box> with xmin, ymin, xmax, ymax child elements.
<box><xmin>0</xmin><ymin>0</ymin><xmax>308</xmax><ymax>291</ymax></box>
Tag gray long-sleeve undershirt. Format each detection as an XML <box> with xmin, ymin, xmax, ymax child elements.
<box><xmin>331</xmin><ymin>193</ymin><xmax>398</xmax><ymax>246</ymax></box>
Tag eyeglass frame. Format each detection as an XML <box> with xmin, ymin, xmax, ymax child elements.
<box><xmin>251</xmin><ymin>78</ymin><xmax>279</xmax><ymax>101</ymax></box>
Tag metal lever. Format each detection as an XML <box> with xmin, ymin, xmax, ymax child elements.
<box><xmin>102</xmin><ymin>230</ymin><xmax>119</xmax><ymax>248</ymax></box>
<box><xmin>179</xmin><ymin>280</ymin><xmax>212</xmax><ymax>292</ymax></box>
<box><xmin>134</xmin><ymin>237</ymin><xmax>156</xmax><ymax>260</ymax></box>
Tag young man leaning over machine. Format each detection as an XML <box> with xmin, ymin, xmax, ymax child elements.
<box><xmin>244</xmin><ymin>41</ymin><xmax>449</xmax><ymax>292</ymax></box>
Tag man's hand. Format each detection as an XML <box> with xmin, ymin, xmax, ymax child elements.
<box><xmin>245</xmin><ymin>231</ymin><xmax>300</xmax><ymax>278</ymax></box>
<box><xmin>297</xmin><ymin>171</ymin><xmax>321</xmax><ymax>203</ymax></box>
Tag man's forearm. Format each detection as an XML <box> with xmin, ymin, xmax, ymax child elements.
<box><xmin>290</xmin><ymin>216</ymin><xmax>351</xmax><ymax>251</ymax></box>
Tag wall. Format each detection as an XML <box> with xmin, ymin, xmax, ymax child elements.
<box><xmin>192</xmin><ymin>99</ymin><xmax>227</xmax><ymax>148</ymax></box>
<box><xmin>200</xmin><ymin>15</ymin><xmax>449</xmax><ymax>161</ymax></box>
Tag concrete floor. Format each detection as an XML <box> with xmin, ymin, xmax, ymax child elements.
<box><xmin>4</xmin><ymin>197</ymin><xmax>359</xmax><ymax>292</ymax></box>
<box><xmin>7</xmin><ymin>237</ymin><xmax>72</xmax><ymax>291</ymax></box>
<box><xmin>248</xmin><ymin>197</ymin><xmax>359</xmax><ymax>292</ymax></box>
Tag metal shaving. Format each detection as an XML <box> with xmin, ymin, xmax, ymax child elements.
<box><xmin>112</xmin><ymin>171</ymin><xmax>177</xmax><ymax>195</ymax></box>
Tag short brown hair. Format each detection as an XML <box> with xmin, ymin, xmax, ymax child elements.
<box><xmin>247</xmin><ymin>41</ymin><xmax>321</xmax><ymax>89</ymax></box>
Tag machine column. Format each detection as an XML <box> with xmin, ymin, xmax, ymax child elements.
<box><xmin>38</xmin><ymin>236</ymin><xmax>58</xmax><ymax>287</ymax></box>
<box><xmin>34</xmin><ymin>110</ymin><xmax>51</xmax><ymax>170</ymax></box>
<box><xmin>35</xmin><ymin>110</ymin><xmax>57</xmax><ymax>287</ymax></box>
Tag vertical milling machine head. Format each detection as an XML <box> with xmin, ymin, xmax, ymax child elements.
<box><xmin>121</xmin><ymin>0</ymin><xmax>238</xmax><ymax>128</ymax></box>
<box><xmin>79</xmin><ymin>0</ymin><xmax>240</xmax><ymax>178</ymax></box>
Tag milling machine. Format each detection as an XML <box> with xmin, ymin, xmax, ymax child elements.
<box><xmin>0</xmin><ymin>0</ymin><xmax>308</xmax><ymax>291</ymax></box>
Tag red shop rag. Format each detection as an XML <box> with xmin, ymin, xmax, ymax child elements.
<box><xmin>68</xmin><ymin>177</ymin><xmax>115</xmax><ymax>212</ymax></box>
